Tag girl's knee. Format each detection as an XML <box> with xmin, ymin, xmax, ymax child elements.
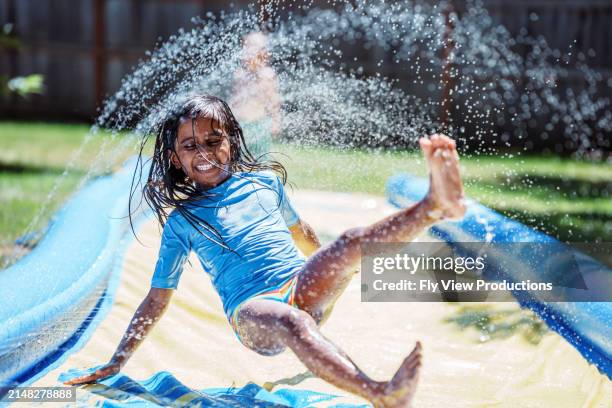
<box><xmin>279</xmin><ymin>308</ymin><xmax>317</xmax><ymax>339</ymax></box>
<box><xmin>299</xmin><ymin>306</ymin><xmax>325</xmax><ymax>325</ymax></box>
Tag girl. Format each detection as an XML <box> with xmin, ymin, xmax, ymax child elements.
<box><xmin>65</xmin><ymin>95</ymin><xmax>466</xmax><ymax>408</ymax></box>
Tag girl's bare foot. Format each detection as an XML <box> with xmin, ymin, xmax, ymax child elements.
<box><xmin>419</xmin><ymin>134</ymin><xmax>466</xmax><ymax>220</ymax></box>
<box><xmin>370</xmin><ymin>342</ymin><xmax>422</xmax><ymax>408</ymax></box>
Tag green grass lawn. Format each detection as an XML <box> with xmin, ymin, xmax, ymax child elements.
<box><xmin>274</xmin><ymin>145</ymin><xmax>611</xmax><ymax>243</ymax></box>
<box><xmin>0</xmin><ymin>121</ymin><xmax>136</xmax><ymax>266</ymax></box>
<box><xmin>0</xmin><ymin>121</ymin><xmax>610</xmax><ymax>267</ymax></box>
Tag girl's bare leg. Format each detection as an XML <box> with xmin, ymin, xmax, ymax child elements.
<box><xmin>295</xmin><ymin>134</ymin><xmax>466</xmax><ymax>320</ymax></box>
<box><xmin>235</xmin><ymin>134</ymin><xmax>464</xmax><ymax>407</ymax></box>
<box><xmin>237</xmin><ymin>299</ymin><xmax>421</xmax><ymax>408</ymax></box>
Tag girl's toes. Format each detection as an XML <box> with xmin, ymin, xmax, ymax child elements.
<box><xmin>434</xmin><ymin>136</ymin><xmax>448</xmax><ymax>149</ymax></box>
<box><xmin>445</xmin><ymin>137</ymin><xmax>456</xmax><ymax>149</ymax></box>
<box><xmin>419</xmin><ymin>137</ymin><xmax>433</xmax><ymax>157</ymax></box>
<box><xmin>430</xmin><ymin>134</ymin><xmax>443</xmax><ymax>148</ymax></box>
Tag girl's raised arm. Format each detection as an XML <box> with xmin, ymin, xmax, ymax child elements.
<box><xmin>63</xmin><ymin>287</ymin><xmax>174</xmax><ymax>385</ymax></box>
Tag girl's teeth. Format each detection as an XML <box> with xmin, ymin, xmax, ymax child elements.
<box><xmin>197</xmin><ymin>164</ymin><xmax>213</xmax><ymax>171</ymax></box>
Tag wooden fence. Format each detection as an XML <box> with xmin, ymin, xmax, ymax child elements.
<box><xmin>1</xmin><ymin>0</ymin><xmax>611</xmax><ymax>122</ymax></box>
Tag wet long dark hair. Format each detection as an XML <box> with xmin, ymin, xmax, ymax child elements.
<box><xmin>129</xmin><ymin>94</ymin><xmax>287</xmax><ymax>250</ymax></box>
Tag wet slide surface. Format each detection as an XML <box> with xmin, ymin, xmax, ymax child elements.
<box><xmin>31</xmin><ymin>190</ymin><xmax>611</xmax><ymax>407</ymax></box>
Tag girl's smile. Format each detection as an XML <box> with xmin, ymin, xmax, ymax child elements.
<box><xmin>196</xmin><ymin>163</ymin><xmax>215</xmax><ymax>172</ymax></box>
<box><xmin>170</xmin><ymin>116</ymin><xmax>232</xmax><ymax>189</ymax></box>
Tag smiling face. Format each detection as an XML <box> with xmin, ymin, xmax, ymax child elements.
<box><xmin>169</xmin><ymin>115</ymin><xmax>232</xmax><ymax>190</ymax></box>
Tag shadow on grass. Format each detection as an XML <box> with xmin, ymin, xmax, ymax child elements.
<box><xmin>445</xmin><ymin>305</ymin><xmax>548</xmax><ymax>345</ymax></box>
<box><xmin>0</xmin><ymin>161</ymin><xmax>69</xmax><ymax>175</ymax></box>
<box><xmin>496</xmin><ymin>208</ymin><xmax>612</xmax><ymax>244</ymax></box>
<box><xmin>0</xmin><ymin>160</ymin><xmax>111</xmax><ymax>179</ymax></box>
<box><xmin>497</xmin><ymin>174</ymin><xmax>611</xmax><ymax>199</ymax></box>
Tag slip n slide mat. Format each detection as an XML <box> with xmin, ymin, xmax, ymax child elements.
<box><xmin>1</xmin><ymin>161</ymin><xmax>610</xmax><ymax>407</ymax></box>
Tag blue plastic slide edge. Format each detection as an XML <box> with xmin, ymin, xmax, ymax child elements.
<box><xmin>385</xmin><ymin>173</ymin><xmax>612</xmax><ymax>378</ymax></box>
<box><xmin>0</xmin><ymin>157</ymin><xmax>150</xmax><ymax>388</ymax></box>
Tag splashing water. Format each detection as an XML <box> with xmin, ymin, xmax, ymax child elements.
<box><xmin>95</xmin><ymin>0</ymin><xmax>611</xmax><ymax>153</ymax></box>
<box><xmin>3</xmin><ymin>0</ymin><xmax>611</xmax><ymax>268</ymax></box>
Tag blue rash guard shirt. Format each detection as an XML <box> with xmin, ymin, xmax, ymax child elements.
<box><xmin>150</xmin><ymin>171</ymin><xmax>305</xmax><ymax>319</ymax></box>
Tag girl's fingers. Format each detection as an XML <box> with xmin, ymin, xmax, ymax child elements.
<box><xmin>64</xmin><ymin>375</ymin><xmax>93</xmax><ymax>385</ymax></box>
<box><xmin>64</xmin><ymin>369</ymin><xmax>110</xmax><ymax>385</ymax></box>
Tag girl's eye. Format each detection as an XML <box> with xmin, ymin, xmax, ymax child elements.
<box><xmin>184</xmin><ymin>144</ymin><xmax>195</xmax><ymax>150</ymax></box>
<box><xmin>208</xmin><ymin>140</ymin><xmax>222</xmax><ymax>147</ymax></box>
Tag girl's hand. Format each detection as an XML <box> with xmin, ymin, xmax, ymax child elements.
<box><xmin>62</xmin><ymin>288</ymin><xmax>173</xmax><ymax>386</ymax></box>
<box><xmin>62</xmin><ymin>362</ymin><xmax>121</xmax><ymax>386</ymax></box>
<box><xmin>419</xmin><ymin>134</ymin><xmax>466</xmax><ymax>220</ymax></box>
